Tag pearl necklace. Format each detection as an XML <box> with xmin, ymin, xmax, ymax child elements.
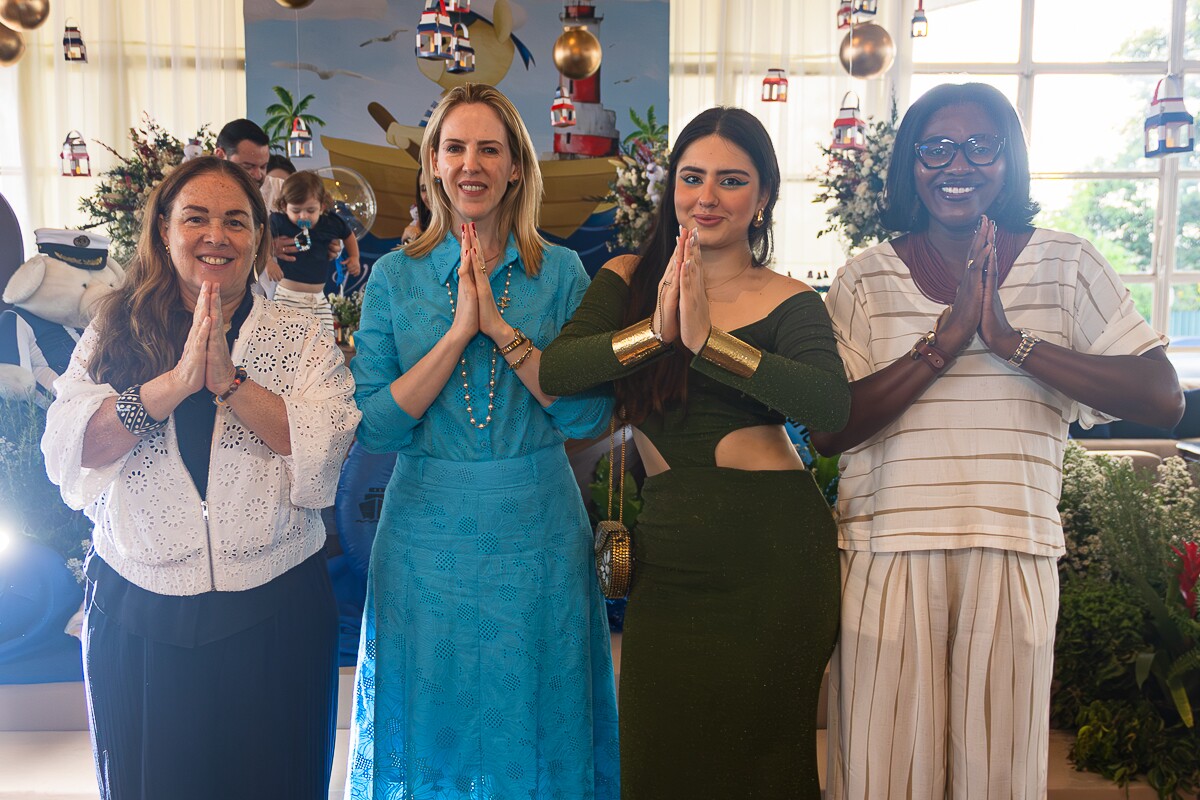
<box><xmin>445</xmin><ymin>260</ymin><xmax>514</xmax><ymax>430</ymax></box>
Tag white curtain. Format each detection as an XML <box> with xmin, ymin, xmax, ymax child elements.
<box><xmin>2</xmin><ymin>0</ymin><xmax>245</xmax><ymax>256</ymax></box>
<box><xmin>668</xmin><ymin>0</ymin><xmax>907</xmax><ymax>276</ymax></box>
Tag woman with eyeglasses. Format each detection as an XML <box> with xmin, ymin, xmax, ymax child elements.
<box><xmin>811</xmin><ymin>83</ymin><xmax>1184</xmax><ymax>800</ymax></box>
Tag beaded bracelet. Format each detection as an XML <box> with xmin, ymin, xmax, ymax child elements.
<box><xmin>115</xmin><ymin>384</ymin><xmax>168</xmax><ymax>436</ymax></box>
<box><xmin>214</xmin><ymin>366</ymin><xmax>248</xmax><ymax>406</ymax></box>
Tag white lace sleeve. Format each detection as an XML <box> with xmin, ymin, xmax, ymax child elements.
<box><xmin>41</xmin><ymin>324</ymin><xmax>125</xmax><ymax>510</ymax></box>
<box><xmin>278</xmin><ymin>318</ymin><xmax>361</xmax><ymax>508</ymax></box>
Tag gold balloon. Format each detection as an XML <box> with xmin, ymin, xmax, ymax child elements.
<box><xmin>0</xmin><ymin>21</ymin><xmax>24</xmax><ymax>65</ymax></box>
<box><xmin>839</xmin><ymin>22</ymin><xmax>895</xmax><ymax>79</ymax></box>
<box><xmin>0</xmin><ymin>0</ymin><xmax>49</xmax><ymax>30</ymax></box>
<box><xmin>273</xmin><ymin>0</ymin><xmax>315</xmax><ymax>8</ymax></box>
<box><xmin>552</xmin><ymin>26</ymin><xmax>601</xmax><ymax>81</ymax></box>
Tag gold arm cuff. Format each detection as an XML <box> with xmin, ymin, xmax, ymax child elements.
<box><xmin>611</xmin><ymin>318</ymin><xmax>665</xmax><ymax>366</ymax></box>
<box><xmin>699</xmin><ymin>327</ymin><xmax>762</xmax><ymax>378</ymax></box>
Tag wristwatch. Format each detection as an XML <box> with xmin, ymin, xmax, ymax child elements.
<box><xmin>910</xmin><ymin>331</ymin><xmax>954</xmax><ymax>373</ymax></box>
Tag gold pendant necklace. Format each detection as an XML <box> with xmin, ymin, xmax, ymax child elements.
<box><xmin>445</xmin><ymin>261</ymin><xmax>514</xmax><ymax>430</ymax></box>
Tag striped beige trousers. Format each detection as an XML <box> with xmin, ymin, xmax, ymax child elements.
<box><xmin>272</xmin><ymin>285</ymin><xmax>336</xmax><ymax>337</ymax></box>
<box><xmin>826</xmin><ymin>548</ymin><xmax>1059</xmax><ymax>800</ymax></box>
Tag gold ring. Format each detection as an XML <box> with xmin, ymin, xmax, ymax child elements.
<box><xmin>663</xmin><ymin>280</ymin><xmax>672</xmax><ymax>286</ymax></box>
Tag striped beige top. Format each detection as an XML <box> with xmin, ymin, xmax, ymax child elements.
<box><xmin>825</xmin><ymin>229</ymin><xmax>1164</xmax><ymax>557</ymax></box>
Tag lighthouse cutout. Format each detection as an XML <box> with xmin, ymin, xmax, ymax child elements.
<box><xmin>553</xmin><ymin>3</ymin><xmax>619</xmax><ymax>159</ymax></box>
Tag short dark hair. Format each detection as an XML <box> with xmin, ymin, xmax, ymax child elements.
<box><xmin>216</xmin><ymin>118</ymin><xmax>270</xmax><ymax>153</ymax></box>
<box><xmin>267</xmin><ymin>154</ymin><xmax>296</xmax><ymax>176</ymax></box>
<box><xmin>881</xmin><ymin>83</ymin><xmax>1039</xmax><ymax>233</ymax></box>
<box><xmin>277</xmin><ymin>170</ymin><xmax>329</xmax><ymax>213</ymax></box>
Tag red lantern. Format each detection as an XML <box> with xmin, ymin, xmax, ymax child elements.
<box><xmin>550</xmin><ymin>86</ymin><xmax>577</xmax><ymax>128</ymax></box>
<box><xmin>761</xmin><ymin>68</ymin><xmax>788</xmax><ymax>103</ymax></box>
<box><xmin>831</xmin><ymin>92</ymin><xmax>867</xmax><ymax>152</ymax></box>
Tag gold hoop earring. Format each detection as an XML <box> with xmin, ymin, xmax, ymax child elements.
<box><xmin>753</xmin><ymin>208</ymin><xmax>765</xmax><ymax>228</ymax></box>
<box><xmin>164</xmin><ymin>244</ymin><xmax>171</xmax><ymax>254</ymax></box>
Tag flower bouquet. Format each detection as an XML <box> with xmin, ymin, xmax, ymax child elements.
<box><xmin>812</xmin><ymin>100</ymin><xmax>898</xmax><ymax>255</ymax></box>
<box><xmin>328</xmin><ymin>289</ymin><xmax>364</xmax><ymax>346</ymax></box>
<box><xmin>604</xmin><ymin>106</ymin><xmax>669</xmax><ymax>253</ymax></box>
<box><xmin>79</xmin><ymin>114</ymin><xmax>215</xmax><ymax>264</ymax></box>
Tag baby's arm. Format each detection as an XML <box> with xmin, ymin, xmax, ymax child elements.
<box><xmin>343</xmin><ymin>231</ymin><xmax>361</xmax><ymax>276</ymax></box>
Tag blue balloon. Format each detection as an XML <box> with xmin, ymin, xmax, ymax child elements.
<box><xmin>333</xmin><ymin>442</ymin><xmax>397</xmax><ymax>581</ymax></box>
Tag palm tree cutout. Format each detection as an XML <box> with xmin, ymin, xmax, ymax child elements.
<box><xmin>264</xmin><ymin>86</ymin><xmax>327</xmax><ymax>154</ymax></box>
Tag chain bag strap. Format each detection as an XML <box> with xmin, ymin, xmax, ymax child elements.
<box><xmin>594</xmin><ymin>413</ymin><xmax>633</xmax><ymax>599</ymax></box>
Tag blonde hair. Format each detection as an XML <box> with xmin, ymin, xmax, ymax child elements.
<box><xmin>405</xmin><ymin>83</ymin><xmax>547</xmax><ymax>276</ymax></box>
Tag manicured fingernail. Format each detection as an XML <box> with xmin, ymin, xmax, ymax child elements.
<box><xmin>470</xmin><ymin>222</ymin><xmax>476</xmax><ymax>234</ymax></box>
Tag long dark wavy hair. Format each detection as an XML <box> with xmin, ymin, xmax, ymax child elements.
<box><xmin>880</xmin><ymin>82</ymin><xmax>1039</xmax><ymax>233</ymax></box>
<box><xmin>89</xmin><ymin>156</ymin><xmax>267</xmax><ymax>389</ymax></box>
<box><xmin>616</xmin><ymin>107</ymin><xmax>781</xmax><ymax>424</ymax></box>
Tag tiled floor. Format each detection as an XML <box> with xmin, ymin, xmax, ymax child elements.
<box><xmin>0</xmin><ymin>635</ymin><xmax>1159</xmax><ymax>799</ymax></box>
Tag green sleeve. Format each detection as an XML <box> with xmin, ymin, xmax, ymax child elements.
<box><xmin>540</xmin><ymin>269</ymin><xmax>672</xmax><ymax>396</ymax></box>
<box><xmin>690</xmin><ymin>292</ymin><xmax>850</xmax><ymax>433</ymax></box>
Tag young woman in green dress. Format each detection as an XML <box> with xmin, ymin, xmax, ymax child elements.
<box><xmin>541</xmin><ymin>107</ymin><xmax>850</xmax><ymax>798</ymax></box>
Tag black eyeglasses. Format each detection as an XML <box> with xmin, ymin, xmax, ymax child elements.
<box><xmin>914</xmin><ymin>135</ymin><xmax>1006</xmax><ymax>169</ymax></box>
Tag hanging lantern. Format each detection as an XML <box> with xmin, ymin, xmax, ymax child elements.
<box><xmin>62</xmin><ymin>23</ymin><xmax>87</xmax><ymax>62</ymax></box>
<box><xmin>415</xmin><ymin>0</ymin><xmax>455</xmax><ymax>60</ymax></box>
<box><xmin>447</xmin><ymin>22</ymin><xmax>475</xmax><ymax>73</ymax></box>
<box><xmin>761</xmin><ymin>68</ymin><xmax>788</xmax><ymax>103</ymax></box>
<box><xmin>287</xmin><ymin>117</ymin><xmax>313</xmax><ymax>159</ymax></box>
<box><xmin>853</xmin><ymin>0</ymin><xmax>878</xmax><ymax>18</ymax></box>
<box><xmin>446</xmin><ymin>0</ymin><xmax>470</xmax><ymax>11</ymax></box>
<box><xmin>550</xmin><ymin>86</ymin><xmax>577</xmax><ymax>128</ymax></box>
<box><xmin>60</xmin><ymin>131</ymin><xmax>91</xmax><ymax>177</ymax></box>
<box><xmin>831</xmin><ymin>92</ymin><xmax>867</xmax><ymax>152</ymax></box>
<box><xmin>911</xmin><ymin>0</ymin><xmax>928</xmax><ymax>38</ymax></box>
<box><xmin>837</xmin><ymin>0</ymin><xmax>853</xmax><ymax>29</ymax></box>
<box><xmin>1145</xmin><ymin>75</ymin><xmax>1195</xmax><ymax>158</ymax></box>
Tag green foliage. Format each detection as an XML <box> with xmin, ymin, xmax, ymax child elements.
<box><xmin>263</xmin><ymin>86</ymin><xmax>327</xmax><ymax>154</ymax></box>
<box><xmin>1057</xmin><ymin>445</ymin><xmax>1200</xmax><ymax>796</ymax></box>
<box><xmin>587</xmin><ymin>453</ymin><xmax>643</xmax><ymax>528</ymax></box>
<box><xmin>1072</xmin><ymin>700</ymin><xmax>1200</xmax><ymax>798</ymax></box>
<box><xmin>77</xmin><ymin>116</ymin><xmax>216</xmax><ymax>264</ymax></box>
<box><xmin>623</xmin><ymin>105</ymin><xmax>667</xmax><ymax>150</ymax></box>
<box><xmin>0</xmin><ymin>399</ymin><xmax>91</xmax><ymax>566</ymax></box>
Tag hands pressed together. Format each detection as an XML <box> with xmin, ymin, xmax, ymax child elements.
<box><xmin>449</xmin><ymin>222</ymin><xmax>515</xmax><ymax>347</ymax></box>
<box><xmin>171</xmin><ymin>281</ymin><xmax>240</xmax><ymax>399</ymax></box>
<box><xmin>936</xmin><ymin>214</ymin><xmax>1023</xmax><ymax>359</ymax></box>
<box><xmin>653</xmin><ymin>225</ymin><xmax>714</xmax><ymax>354</ymax></box>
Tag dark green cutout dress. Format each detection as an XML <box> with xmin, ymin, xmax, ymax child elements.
<box><xmin>540</xmin><ymin>269</ymin><xmax>850</xmax><ymax>799</ymax></box>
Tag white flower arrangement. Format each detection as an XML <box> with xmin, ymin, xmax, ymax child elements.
<box><xmin>812</xmin><ymin>101</ymin><xmax>898</xmax><ymax>255</ymax></box>
<box><xmin>605</xmin><ymin>107</ymin><xmax>669</xmax><ymax>253</ymax></box>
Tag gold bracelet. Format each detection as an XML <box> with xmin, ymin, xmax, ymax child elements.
<box><xmin>509</xmin><ymin>340</ymin><xmax>536</xmax><ymax>370</ymax></box>
<box><xmin>499</xmin><ymin>328</ymin><xmax>527</xmax><ymax>355</ymax></box>
<box><xmin>699</xmin><ymin>327</ymin><xmax>762</xmax><ymax>378</ymax></box>
<box><xmin>1008</xmin><ymin>328</ymin><xmax>1041</xmax><ymax>368</ymax></box>
<box><xmin>611</xmin><ymin>318</ymin><xmax>665</xmax><ymax>366</ymax></box>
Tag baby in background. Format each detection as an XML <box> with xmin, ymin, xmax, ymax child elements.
<box><xmin>268</xmin><ymin>170</ymin><xmax>360</xmax><ymax>334</ymax></box>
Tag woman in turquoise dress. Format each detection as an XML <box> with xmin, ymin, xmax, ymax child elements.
<box><xmin>345</xmin><ymin>84</ymin><xmax>619</xmax><ymax>799</ymax></box>
<box><xmin>541</xmin><ymin>107</ymin><xmax>850</xmax><ymax>798</ymax></box>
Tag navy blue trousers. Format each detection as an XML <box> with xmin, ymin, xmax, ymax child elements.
<box><xmin>82</xmin><ymin>553</ymin><xmax>338</xmax><ymax>800</ymax></box>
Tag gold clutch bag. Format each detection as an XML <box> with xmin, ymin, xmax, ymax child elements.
<box><xmin>594</xmin><ymin>415</ymin><xmax>633</xmax><ymax>599</ymax></box>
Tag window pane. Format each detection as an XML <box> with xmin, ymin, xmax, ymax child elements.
<box><xmin>1028</xmin><ymin>75</ymin><xmax>1158</xmax><ymax>173</ymax></box>
<box><xmin>1033</xmin><ymin>178</ymin><xmax>1158</xmax><ymax>278</ymax></box>
<box><xmin>1170</xmin><ymin>284</ymin><xmax>1200</xmax><ymax>338</ymax></box>
<box><xmin>1184</xmin><ymin>0</ymin><xmax>1200</xmax><ymax>60</ymax></box>
<box><xmin>1033</xmin><ymin>0</ymin><xmax>1171</xmax><ymax>62</ymax></box>
<box><xmin>910</xmin><ymin>0</ymin><xmax>1020</xmax><ymax>64</ymax></box>
<box><xmin>1177</xmin><ymin>180</ymin><xmax>1200</xmax><ymax>273</ymax></box>
<box><xmin>1176</xmin><ymin>76</ymin><xmax>1200</xmax><ymax>171</ymax></box>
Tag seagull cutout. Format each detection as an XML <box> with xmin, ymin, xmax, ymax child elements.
<box><xmin>272</xmin><ymin>60</ymin><xmax>368</xmax><ymax>80</ymax></box>
<box><xmin>360</xmin><ymin>28</ymin><xmax>408</xmax><ymax>47</ymax></box>
<box><xmin>613</xmin><ymin>76</ymin><xmax>635</xmax><ymax>84</ymax></box>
